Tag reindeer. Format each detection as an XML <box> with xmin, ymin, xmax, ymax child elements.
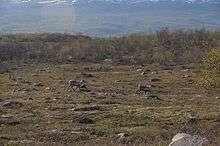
<box><xmin>67</xmin><ymin>80</ymin><xmax>90</xmax><ymax>92</ymax></box>
<box><xmin>136</xmin><ymin>84</ymin><xmax>151</xmax><ymax>94</ymax></box>
<box><xmin>7</xmin><ymin>70</ymin><xmax>16</xmax><ymax>81</ymax></box>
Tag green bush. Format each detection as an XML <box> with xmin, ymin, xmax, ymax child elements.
<box><xmin>198</xmin><ymin>48</ymin><xmax>220</xmax><ymax>88</ymax></box>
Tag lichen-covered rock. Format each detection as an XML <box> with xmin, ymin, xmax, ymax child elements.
<box><xmin>169</xmin><ymin>133</ymin><xmax>210</xmax><ymax>146</ymax></box>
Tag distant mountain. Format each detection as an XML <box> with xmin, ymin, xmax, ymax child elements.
<box><xmin>4</xmin><ymin>0</ymin><xmax>220</xmax><ymax>5</ymax></box>
<box><xmin>1</xmin><ymin>0</ymin><xmax>220</xmax><ymax>36</ymax></box>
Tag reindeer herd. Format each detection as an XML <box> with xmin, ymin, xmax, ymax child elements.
<box><xmin>7</xmin><ymin>67</ymin><xmax>153</xmax><ymax>95</ymax></box>
<box><xmin>67</xmin><ymin>79</ymin><xmax>152</xmax><ymax>95</ymax></box>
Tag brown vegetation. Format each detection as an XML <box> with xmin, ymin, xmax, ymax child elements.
<box><xmin>0</xmin><ymin>28</ymin><xmax>218</xmax><ymax>66</ymax></box>
<box><xmin>0</xmin><ymin>28</ymin><xmax>220</xmax><ymax>145</ymax></box>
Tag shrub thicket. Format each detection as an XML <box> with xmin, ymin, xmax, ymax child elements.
<box><xmin>0</xmin><ymin>29</ymin><xmax>219</xmax><ymax>65</ymax></box>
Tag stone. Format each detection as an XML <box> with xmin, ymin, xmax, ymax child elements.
<box><xmin>67</xmin><ymin>56</ymin><xmax>73</xmax><ymax>61</ymax></box>
<box><xmin>1</xmin><ymin>114</ymin><xmax>13</xmax><ymax>118</ymax></box>
<box><xmin>31</xmin><ymin>73</ymin><xmax>38</xmax><ymax>77</ymax></box>
<box><xmin>89</xmin><ymin>92</ymin><xmax>97</xmax><ymax>97</ymax></box>
<box><xmin>28</xmin><ymin>97</ymin><xmax>33</xmax><ymax>100</ymax></box>
<box><xmin>171</xmin><ymin>133</ymin><xmax>191</xmax><ymax>141</ymax></box>
<box><xmin>71</xmin><ymin>131</ymin><xmax>83</xmax><ymax>134</ymax></box>
<box><xmin>0</xmin><ymin>114</ymin><xmax>20</xmax><ymax>126</ymax></box>
<box><xmin>182</xmin><ymin>74</ymin><xmax>190</xmax><ymax>78</ymax></box>
<box><xmin>51</xmin><ymin>129</ymin><xmax>57</xmax><ymax>133</ymax></box>
<box><xmin>58</xmin><ymin>80</ymin><xmax>65</xmax><ymax>84</ymax></box>
<box><xmin>136</xmin><ymin>69</ymin><xmax>143</xmax><ymax>72</ymax></box>
<box><xmin>96</xmin><ymin>66</ymin><xmax>112</xmax><ymax>72</ymax></box>
<box><xmin>187</xmin><ymin>115</ymin><xmax>200</xmax><ymax>124</ymax></box>
<box><xmin>21</xmin><ymin>91</ymin><xmax>27</xmax><ymax>94</ymax></box>
<box><xmin>56</xmin><ymin>91</ymin><xmax>61</xmax><ymax>94</ymax></box>
<box><xmin>2</xmin><ymin>101</ymin><xmax>22</xmax><ymax>108</ymax></box>
<box><xmin>81</xmin><ymin>72</ymin><xmax>93</xmax><ymax>77</ymax></box>
<box><xmin>97</xmin><ymin>92</ymin><xmax>106</xmax><ymax>97</ymax></box>
<box><xmin>150</xmin><ymin>71</ymin><xmax>157</xmax><ymax>75</ymax></box>
<box><xmin>17</xmin><ymin>77</ymin><xmax>23</xmax><ymax>80</ymax></box>
<box><xmin>39</xmin><ymin>69</ymin><xmax>46</xmax><ymax>72</ymax></box>
<box><xmin>10</xmin><ymin>82</ymin><xmax>19</xmax><ymax>86</ymax></box>
<box><xmin>169</xmin><ymin>133</ymin><xmax>210</xmax><ymax>146</ymax></box>
<box><xmin>73</xmin><ymin>105</ymin><xmax>100</xmax><ymax>112</ymax></box>
<box><xmin>151</xmin><ymin>78</ymin><xmax>161</xmax><ymax>82</ymax></box>
<box><xmin>147</xmin><ymin>94</ymin><xmax>162</xmax><ymax>100</ymax></box>
<box><xmin>141</xmin><ymin>72</ymin><xmax>147</xmax><ymax>75</ymax></box>
<box><xmin>34</xmin><ymin>124</ymin><xmax>40</xmax><ymax>128</ymax></box>
<box><xmin>21</xmin><ymin>80</ymin><xmax>32</xmax><ymax>84</ymax></box>
<box><xmin>117</xmin><ymin>133</ymin><xmax>128</xmax><ymax>139</ymax></box>
<box><xmin>33</xmin><ymin>82</ymin><xmax>44</xmax><ymax>87</ymax></box>
<box><xmin>195</xmin><ymin>95</ymin><xmax>202</xmax><ymax>98</ymax></box>
<box><xmin>182</xmin><ymin>69</ymin><xmax>189</xmax><ymax>72</ymax></box>
<box><xmin>74</xmin><ymin>116</ymin><xmax>94</xmax><ymax>124</ymax></box>
<box><xmin>45</xmin><ymin>87</ymin><xmax>51</xmax><ymax>90</ymax></box>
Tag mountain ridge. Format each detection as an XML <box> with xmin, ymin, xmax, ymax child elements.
<box><xmin>5</xmin><ymin>0</ymin><xmax>220</xmax><ymax>5</ymax></box>
<box><xmin>1</xmin><ymin>0</ymin><xmax>220</xmax><ymax>36</ymax></box>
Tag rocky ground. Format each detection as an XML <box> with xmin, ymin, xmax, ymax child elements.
<box><xmin>0</xmin><ymin>63</ymin><xmax>219</xmax><ymax>145</ymax></box>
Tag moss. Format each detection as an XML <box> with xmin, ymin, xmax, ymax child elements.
<box><xmin>0</xmin><ymin>74</ymin><xmax>10</xmax><ymax>84</ymax></box>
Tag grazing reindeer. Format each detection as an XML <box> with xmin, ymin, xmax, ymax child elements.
<box><xmin>8</xmin><ymin>71</ymin><xmax>16</xmax><ymax>81</ymax></box>
<box><xmin>136</xmin><ymin>84</ymin><xmax>151</xmax><ymax>94</ymax></box>
<box><xmin>67</xmin><ymin>80</ymin><xmax>90</xmax><ymax>92</ymax></box>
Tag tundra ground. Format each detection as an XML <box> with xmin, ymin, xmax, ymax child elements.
<box><xmin>0</xmin><ymin>63</ymin><xmax>219</xmax><ymax>145</ymax></box>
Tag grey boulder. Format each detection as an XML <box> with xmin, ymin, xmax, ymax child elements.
<box><xmin>169</xmin><ymin>133</ymin><xmax>210</xmax><ymax>146</ymax></box>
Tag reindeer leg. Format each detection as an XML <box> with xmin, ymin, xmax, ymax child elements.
<box><xmin>78</xmin><ymin>84</ymin><xmax>84</xmax><ymax>92</ymax></box>
<box><xmin>72</xmin><ymin>86</ymin><xmax>77</xmax><ymax>92</ymax></box>
<box><xmin>83</xmin><ymin>86</ymin><xmax>90</xmax><ymax>92</ymax></box>
<box><xmin>67</xmin><ymin>84</ymin><xmax>71</xmax><ymax>91</ymax></box>
<box><xmin>75</xmin><ymin>85</ymin><xmax>80</xmax><ymax>92</ymax></box>
<box><xmin>136</xmin><ymin>90</ymin><xmax>140</xmax><ymax>94</ymax></box>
